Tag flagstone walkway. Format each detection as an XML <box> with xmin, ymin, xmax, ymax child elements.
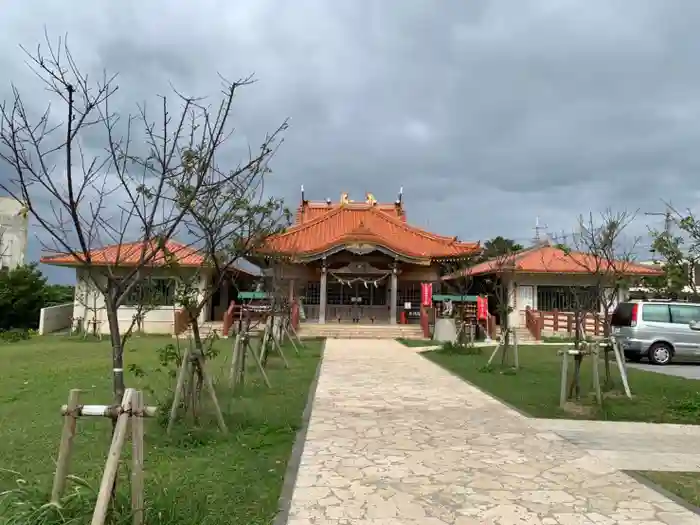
<box><xmin>285</xmin><ymin>339</ymin><xmax>700</xmax><ymax>524</ymax></box>
<box><xmin>530</xmin><ymin>418</ymin><xmax>700</xmax><ymax>473</ymax></box>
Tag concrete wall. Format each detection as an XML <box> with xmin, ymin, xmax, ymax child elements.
<box><xmin>38</xmin><ymin>303</ymin><xmax>73</xmax><ymax>334</ymax></box>
<box><xmin>72</xmin><ymin>266</ymin><xmax>211</xmax><ymax>335</ymax></box>
<box><xmin>0</xmin><ymin>197</ymin><xmax>28</xmax><ymax>270</ymax></box>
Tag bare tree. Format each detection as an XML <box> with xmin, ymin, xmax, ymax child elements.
<box><xmin>0</xmin><ymin>34</ymin><xmax>258</xmax><ymax>403</ymax></box>
<box><xmin>564</xmin><ymin>209</ymin><xmax>640</xmax><ymax>387</ymax></box>
<box><xmin>483</xmin><ymin>249</ymin><xmax>520</xmax><ymax>368</ymax></box>
<box><xmin>162</xmin><ymin>138</ymin><xmax>290</xmax><ymax>430</ymax></box>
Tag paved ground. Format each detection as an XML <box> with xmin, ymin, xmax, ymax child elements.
<box><xmin>628</xmin><ymin>361</ymin><xmax>700</xmax><ymax>380</ymax></box>
<box><xmin>531</xmin><ymin>419</ymin><xmax>700</xmax><ymax>472</ymax></box>
<box><xmin>286</xmin><ymin>339</ymin><xmax>700</xmax><ymax>524</ymax></box>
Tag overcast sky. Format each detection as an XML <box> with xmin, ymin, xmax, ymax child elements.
<box><xmin>1</xmin><ymin>0</ymin><xmax>699</xmax><ymax>283</ymax></box>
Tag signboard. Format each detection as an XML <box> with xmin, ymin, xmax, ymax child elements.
<box><xmin>421</xmin><ymin>283</ymin><xmax>433</xmax><ymax>306</ymax></box>
<box><xmin>404</xmin><ymin>302</ymin><xmax>412</xmax><ymax>310</ymax></box>
<box><xmin>476</xmin><ymin>296</ymin><xmax>488</xmax><ymax>320</ymax></box>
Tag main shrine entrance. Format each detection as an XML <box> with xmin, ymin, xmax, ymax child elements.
<box><xmin>302</xmin><ymin>261</ymin><xmax>394</xmax><ymax>323</ymax></box>
<box><xmin>257</xmin><ymin>191</ymin><xmax>480</xmax><ymax>325</ymax></box>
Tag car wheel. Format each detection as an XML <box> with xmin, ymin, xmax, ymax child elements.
<box><xmin>648</xmin><ymin>343</ymin><xmax>673</xmax><ymax>365</ymax></box>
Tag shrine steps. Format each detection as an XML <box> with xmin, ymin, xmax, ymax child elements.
<box><xmin>175</xmin><ymin>322</ymin><xmax>427</xmax><ymax>341</ymax></box>
<box><xmin>298</xmin><ymin>323</ymin><xmax>425</xmax><ymax>340</ymax></box>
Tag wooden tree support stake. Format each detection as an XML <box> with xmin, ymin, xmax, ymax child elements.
<box><xmin>51</xmin><ymin>389</ymin><xmax>82</xmax><ymax>504</ymax></box>
<box><xmin>559</xmin><ymin>349</ymin><xmax>569</xmax><ymax>408</ymax></box>
<box><xmin>591</xmin><ymin>346</ymin><xmax>602</xmax><ymax>406</ymax></box>
<box><xmin>167</xmin><ymin>343</ymin><xmax>228</xmax><ymax>434</ymax></box>
<box><xmin>50</xmin><ymin>389</ymin><xmax>155</xmax><ymax>525</ymax></box>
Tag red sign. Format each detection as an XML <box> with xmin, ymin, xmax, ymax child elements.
<box><xmin>421</xmin><ymin>283</ymin><xmax>433</xmax><ymax>306</ymax></box>
<box><xmin>476</xmin><ymin>296</ymin><xmax>488</xmax><ymax>320</ymax></box>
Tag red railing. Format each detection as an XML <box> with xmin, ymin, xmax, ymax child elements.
<box><xmin>524</xmin><ymin>307</ymin><xmax>542</xmax><ymax>340</ymax></box>
<box><xmin>529</xmin><ymin>309</ymin><xmax>605</xmax><ymax>337</ymax></box>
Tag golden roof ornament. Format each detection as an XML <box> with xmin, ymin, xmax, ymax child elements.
<box><xmin>340</xmin><ymin>192</ymin><xmax>350</xmax><ymax>205</ymax></box>
<box><xmin>365</xmin><ymin>192</ymin><xmax>377</xmax><ymax>205</ymax></box>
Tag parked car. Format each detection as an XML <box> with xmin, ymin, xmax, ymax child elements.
<box><xmin>610</xmin><ymin>301</ymin><xmax>700</xmax><ymax>365</ymax></box>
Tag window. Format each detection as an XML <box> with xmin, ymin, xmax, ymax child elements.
<box><xmin>124</xmin><ymin>278</ymin><xmax>177</xmax><ymax>307</ymax></box>
<box><xmin>397</xmin><ymin>283</ymin><xmax>421</xmax><ymax>306</ymax></box>
<box><xmin>669</xmin><ymin>304</ymin><xmax>700</xmax><ymax>324</ymax></box>
<box><xmin>327</xmin><ymin>282</ymin><xmax>343</xmax><ymax>305</ymax></box>
<box><xmin>537</xmin><ymin>286</ymin><xmax>598</xmax><ymax>312</ymax></box>
<box><xmin>304</xmin><ymin>281</ymin><xmax>320</xmax><ymax>305</ymax></box>
<box><xmin>641</xmin><ymin>304</ymin><xmax>671</xmax><ymax>323</ymax></box>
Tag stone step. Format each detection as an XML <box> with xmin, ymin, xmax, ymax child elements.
<box><xmin>298</xmin><ymin>323</ymin><xmax>425</xmax><ymax>340</ymax></box>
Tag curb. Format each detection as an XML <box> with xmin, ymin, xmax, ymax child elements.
<box><xmin>419</xmin><ymin>349</ymin><xmax>533</xmax><ymax>419</ymax></box>
<box><xmin>273</xmin><ymin>339</ymin><xmax>325</xmax><ymax>525</ymax></box>
<box><xmin>624</xmin><ymin>470</ymin><xmax>700</xmax><ymax>516</ymax></box>
<box><xmin>420</xmin><ymin>350</ymin><xmax>700</xmax><ymax>515</ymax></box>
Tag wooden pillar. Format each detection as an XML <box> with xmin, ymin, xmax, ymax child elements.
<box><xmin>390</xmin><ymin>262</ymin><xmax>398</xmax><ymax>325</ymax></box>
<box><xmin>288</xmin><ymin>279</ymin><xmax>295</xmax><ymax>304</ymax></box>
<box><xmin>319</xmin><ymin>263</ymin><xmax>327</xmax><ymax>324</ymax></box>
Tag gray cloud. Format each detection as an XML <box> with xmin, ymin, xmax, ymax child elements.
<box><xmin>1</xmin><ymin>0</ymin><xmax>698</xmax><ymax>282</ymax></box>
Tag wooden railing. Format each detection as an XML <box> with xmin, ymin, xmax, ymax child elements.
<box><xmin>524</xmin><ymin>307</ymin><xmax>542</xmax><ymax>340</ymax></box>
<box><xmin>526</xmin><ymin>308</ymin><xmax>606</xmax><ymax>338</ymax></box>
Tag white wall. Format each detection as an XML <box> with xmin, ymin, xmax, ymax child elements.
<box><xmin>38</xmin><ymin>303</ymin><xmax>73</xmax><ymax>334</ymax></box>
<box><xmin>0</xmin><ymin>197</ymin><xmax>28</xmax><ymax>270</ymax></box>
<box><xmin>509</xmin><ymin>273</ymin><xmax>626</xmax><ymax>329</ymax></box>
<box><xmin>72</xmin><ymin>266</ymin><xmax>211</xmax><ymax>335</ymax></box>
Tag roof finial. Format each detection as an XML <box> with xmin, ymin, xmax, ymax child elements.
<box><xmin>301</xmin><ymin>184</ymin><xmax>305</xmax><ymax>204</ymax></box>
<box><xmin>397</xmin><ymin>186</ymin><xmax>403</xmax><ymax>205</ymax></box>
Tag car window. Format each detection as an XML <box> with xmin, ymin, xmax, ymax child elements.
<box><xmin>611</xmin><ymin>303</ymin><xmax>634</xmax><ymax>326</ymax></box>
<box><xmin>641</xmin><ymin>304</ymin><xmax>671</xmax><ymax>323</ymax></box>
<box><xmin>669</xmin><ymin>304</ymin><xmax>700</xmax><ymax>324</ymax></box>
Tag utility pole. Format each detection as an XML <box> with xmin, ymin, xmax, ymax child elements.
<box><xmin>645</xmin><ymin>207</ymin><xmax>672</xmax><ymax>235</ymax></box>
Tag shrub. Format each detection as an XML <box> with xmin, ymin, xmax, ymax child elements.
<box><xmin>0</xmin><ymin>328</ymin><xmax>34</xmax><ymax>344</ymax></box>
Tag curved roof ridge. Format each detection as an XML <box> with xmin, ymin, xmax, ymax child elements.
<box><xmin>366</xmin><ymin>206</ymin><xmax>477</xmax><ymax>246</ymax></box>
<box><xmin>273</xmin><ymin>205</ymin><xmax>348</xmax><ymax>238</ymax></box>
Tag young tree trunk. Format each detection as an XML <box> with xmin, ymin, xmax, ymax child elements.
<box><xmin>105</xmin><ymin>302</ymin><xmax>125</xmax><ymax>404</ymax></box>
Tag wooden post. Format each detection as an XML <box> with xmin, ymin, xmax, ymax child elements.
<box><xmin>197</xmin><ymin>355</ymin><xmax>228</xmax><ymax>434</ymax></box>
<box><xmin>487</xmin><ymin>334</ymin><xmax>503</xmax><ymax>366</ymax></box>
<box><xmin>591</xmin><ymin>346</ymin><xmax>602</xmax><ymax>406</ymax></box>
<box><xmin>513</xmin><ymin>330</ymin><xmax>519</xmax><ymax>369</ymax></box>
<box><xmin>284</xmin><ymin>320</ymin><xmax>300</xmax><ymax>355</ymax></box>
<box><xmin>229</xmin><ymin>333</ymin><xmax>242</xmax><ymax>387</ymax></box>
<box><xmin>273</xmin><ymin>335</ymin><xmax>290</xmax><ymax>368</ymax></box>
<box><xmin>559</xmin><ymin>351</ymin><xmax>569</xmax><ymax>408</ymax></box>
<box><xmin>51</xmin><ymin>389</ymin><xmax>81</xmax><ymax>504</ymax></box>
<box><xmin>167</xmin><ymin>345</ymin><xmax>191</xmax><ymax>435</ymax></box>
<box><xmin>245</xmin><ymin>336</ymin><xmax>272</xmax><ymax>388</ymax></box>
<box><xmin>131</xmin><ymin>390</ymin><xmax>145</xmax><ymax>525</ymax></box>
<box><xmin>611</xmin><ymin>339</ymin><xmax>632</xmax><ymax>398</ymax></box>
<box><xmin>91</xmin><ymin>389</ymin><xmax>134</xmax><ymax>525</ymax></box>
<box><xmin>553</xmin><ymin>310</ymin><xmax>559</xmax><ymax>331</ymax></box>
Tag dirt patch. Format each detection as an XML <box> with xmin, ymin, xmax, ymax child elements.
<box><xmin>562</xmin><ymin>401</ymin><xmax>595</xmax><ymax>417</ymax></box>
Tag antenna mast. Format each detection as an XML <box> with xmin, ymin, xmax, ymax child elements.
<box><xmin>533</xmin><ymin>216</ymin><xmax>548</xmax><ymax>244</ymax></box>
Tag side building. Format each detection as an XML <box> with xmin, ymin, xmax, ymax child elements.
<box><xmin>0</xmin><ymin>196</ymin><xmax>28</xmax><ymax>270</ymax></box>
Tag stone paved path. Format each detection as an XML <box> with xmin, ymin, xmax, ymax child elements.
<box><xmin>531</xmin><ymin>419</ymin><xmax>700</xmax><ymax>473</ymax></box>
<box><xmin>286</xmin><ymin>339</ymin><xmax>700</xmax><ymax>524</ymax></box>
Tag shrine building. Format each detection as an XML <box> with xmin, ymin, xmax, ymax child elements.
<box><xmin>258</xmin><ymin>190</ymin><xmax>479</xmax><ymax>324</ymax></box>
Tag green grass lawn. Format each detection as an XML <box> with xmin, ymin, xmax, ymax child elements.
<box><xmin>634</xmin><ymin>471</ymin><xmax>700</xmax><ymax>509</ymax></box>
<box><xmin>396</xmin><ymin>338</ymin><xmax>437</xmax><ymax>347</ymax></box>
<box><xmin>423</xmin><ymin>344</ymin><xmax>700</xmax><ymax>423</ymax></box>
<box><xmin>0</xmin><ymin>334</ymin><xmax>322</xmax><ymax>524</ymax></box>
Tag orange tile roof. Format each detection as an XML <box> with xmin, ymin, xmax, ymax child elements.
<box><xmin>40</xmin><ymin>240</ymin><xmax>205</xmax><ymax>268</ymax></box>
<box><xmin>295</xmin><ymin>200</ymin><xmax>406</xmax><ymax>224</ymax></box>
<box><xmin>262</xmin><ymin>203</ymin><xmax>478</xmax><ymax>260</ymax></box>
<box><xmin>443</xmin><ymin>244</ymin><xmax>663</xmax><ymax>279</ymax></box>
